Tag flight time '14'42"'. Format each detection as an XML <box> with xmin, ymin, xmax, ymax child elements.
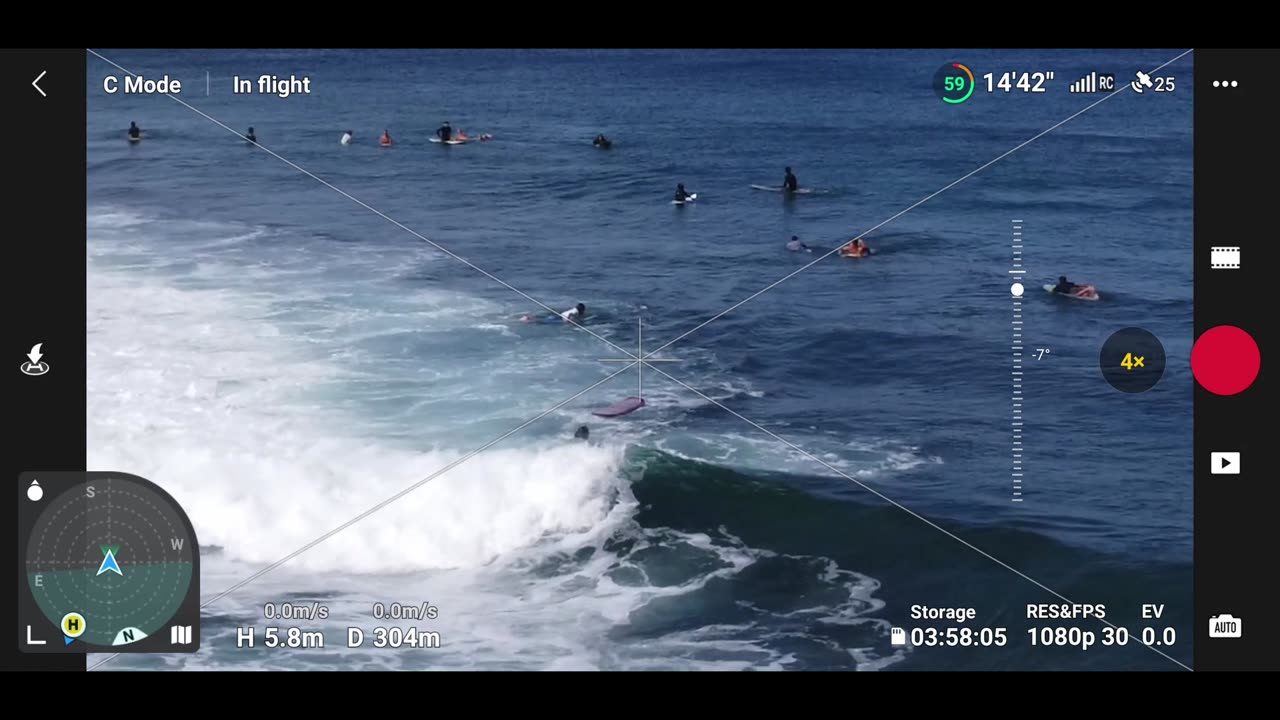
<box><xmin>985</xmin><ymin>71</ymin><xmax>1055</xmax><ymax>93</ymax></box>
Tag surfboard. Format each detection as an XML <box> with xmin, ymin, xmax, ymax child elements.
<box><xmin>127</xmin><ymin>136</ymin><xmax>141</xmax><ymax>143</ymax></box>
<box><xmin>592</xmin><ymin>396</ymin><xmax>645</xmax><ymax>417</ymax></box>
<box><xmin>751</xmin><ymin>184</ymin><xmax>812</xmax><ymax>194</ymax></box>
<box><xmin>520</xmin><ymin>314</ymin><xmax>564</xmax><ymax>324</ymax></box>
<box><xmin>430</xmin><ymin>138</ymin><xmax>467</xmax><ymax>145</ymax></box>
<box><xmin>1043</xmin><ymin>284</ymin><xmax>1100</xmax><ymax>301</ymax></box>
<box><xmin>672</xmin><ymin>193</ymin><xmax>697</xmax><ymax>205</ymax></box>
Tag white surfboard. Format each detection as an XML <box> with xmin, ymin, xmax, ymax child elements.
<box><xmin>672</xmin><ymin>193</ymin><xmax>698</xmax><ymax>205</ymax></box>
<box><xmin>752</xmin><ymin>184</ymin><xmax>812</xmax><ymax>194</ymax></box>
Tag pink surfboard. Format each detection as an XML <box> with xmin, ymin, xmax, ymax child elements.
<box><xmin>592</xmin><ymin>396</ymin><xmax>645</xmax><ymax>417</ymax></box>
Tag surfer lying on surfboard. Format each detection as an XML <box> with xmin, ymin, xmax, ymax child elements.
<box><xmin>561</xmin><ymin>303</ymin><xmax>587</xmax><ymax>323</ymax></box>
<box><xmin>520</xmin><ymin>303</ymin><xmax>587</xmax><ymax>324</ymax></box>
<box><xmin>1049</xmin><ymin>276</ymin><xmax>1099</xmax><ymax>300</ymax></box>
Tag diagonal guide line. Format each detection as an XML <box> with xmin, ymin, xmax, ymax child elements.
<box><xmin>87</xmin><ymin>362</ymin><xmax>636</xmax><ymax>671</ymax></box>
<box><xmin>86</xmin><ymin>49</ymin><xmax>640</xmax><ymax>364</ymax></box>
<box><xmin>645</xmin><ymin>49</ymin><xmax>1193</xmax><ymax>359</ymax></box>
<box><xmin>646</xmin><ymin>364</ymin><xmax>1192</xmax><ymax>671</ymax></box>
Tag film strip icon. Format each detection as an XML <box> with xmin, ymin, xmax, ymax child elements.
<box><xmin>1210</xmin><ymin>246</ymin><xmax>1240</xmax><ymax>269</ymax></box>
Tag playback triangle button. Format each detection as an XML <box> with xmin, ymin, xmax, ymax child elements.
<box><xmin>1210</xmin><ymin>452</ymin><xmax>1240</xmax><ymax>475</ymax></box>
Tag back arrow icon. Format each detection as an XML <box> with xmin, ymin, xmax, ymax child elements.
<box><xmin>32</xmin><ymin>71</ymin><xmax>47</xmax><ymax>97</ymax></box>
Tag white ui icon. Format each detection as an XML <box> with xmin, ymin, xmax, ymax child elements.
<box><xmin>1211</xmin><ymin>246</ymin><xmax>1240</xmax><ymax>269</ymax></box>
<box><xmin>1209</xmin><ymin>615</ymin><xmax>1241</xmax><ymax>638</ymax></box>
<box><xmin>1210</xmin><ymin>452</ymin><xmax>1240</xmax><ymax>475</ymax></box>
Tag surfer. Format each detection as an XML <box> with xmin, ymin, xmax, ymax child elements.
<box><xmin>674</xmin><ymin>184</ymin><xmax>692</xmax><ymax>202</ymax></box>
<box><xmin>574</xmin><ymin>426</ymin><xmax>590</xmax><ymax>441</ymax></box>
<box><xmin>437</xmin><ymin>122</ymin><xmax>452</xmax><ymax>142</ymax></box>
<box><xmin>379</xmin><ymin>129</ymin><xmax>392</xmax><ymax>146</ymax></box>
<box><xmin>479</xmin><ymin>133</ymin><xmax>492</xmax><ymax>142</ymax></box>
<box><xmin>341</xmin><ymin>130</ymin><xmax>353</xmax><ymax>145</ymax></box>
<box><xmin>561</xmin><ymin>303</ymin><xmax>587</xmax><ymax>324</ymax></box>
<box><xmin>1052</xmin><ymin>276</ymin><xmax>1079</xmax><ymax>295</ymax></box>
<box><xmin>785</xmin><ymin>235</ymin><xmax>810</xmax><ymax>252</ymax></box>
<box><xmin>593</xmin><ymin>134</ymin><xmax>612</xmax><ymax>149</ymax></box>
<box><xmin>245</xmin><ymin>127</ymin><xmax>256</xmax><ymax>144</ymax></box>
<box><xmin>128</xmin><ymin>121</ymin><xmax>141</xmax><ymax>140</ymax></box>
<box><xmin>783</xmin><ymin>167</ymin><xmax>798</xmax><ymax>193</ymax></box>
<box><xmin>839</xmin><ymin>238</ymin><xmax>869</xmax><ymax>257</ymax></box>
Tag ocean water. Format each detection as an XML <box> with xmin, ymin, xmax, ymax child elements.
<box><xmin>86</xmin><ymin>48</ymin><xmax>1194</xmax><ymax>671</ymax></box>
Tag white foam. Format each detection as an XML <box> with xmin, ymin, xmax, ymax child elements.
<box><xmin>88</xmin><ymin>260</ymin><xmax>626</xmax><ymax>573</ymax></box>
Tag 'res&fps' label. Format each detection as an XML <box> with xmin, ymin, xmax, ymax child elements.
<box><xmin>235</xmin><ymin>601</ymin><xmax>443</xmax><ymax>650</ymax></box>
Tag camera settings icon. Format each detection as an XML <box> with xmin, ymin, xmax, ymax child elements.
<box><xmin>1209</xmin><ymin>614</ymin><xmax>1242</xmax><ymax>638</ymax></box>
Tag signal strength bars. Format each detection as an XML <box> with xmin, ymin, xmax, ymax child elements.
<box><xmin>1069</xmin><ymin>72</ymin><xmax>1115</xmax><ymax>93</ymax></box>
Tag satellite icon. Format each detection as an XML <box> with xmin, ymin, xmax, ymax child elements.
<box><xmin>1131</xmin><ymin>70</ymin><xmax>1154</xmax><ymax>93</ymax></box>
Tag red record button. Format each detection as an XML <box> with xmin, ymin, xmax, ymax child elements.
<box><xmin>1192</xmin><ymin>326</ymin><xmax>1260</xmax><ymax>395</ymax></box>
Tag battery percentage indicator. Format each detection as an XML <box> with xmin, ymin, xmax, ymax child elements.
<box><xmin>934</xmin><ymin>63</ymin><xmax>976</xmax><ymax>104</ymax></box>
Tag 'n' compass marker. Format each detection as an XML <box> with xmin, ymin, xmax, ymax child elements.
<box><xmin>595</xmin><ymin>318</ymin><xmax>680</xmax><ymax>413</ymax></box>
<box><xmin>97</xmin><ymin>545</ymin><xmax>123</xmax><ymax>576</ymax></box>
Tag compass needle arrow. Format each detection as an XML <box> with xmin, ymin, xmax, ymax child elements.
<box><xmin>97</xmin><ymin>547</ymin><xmax>123</xmax><ymax>576</ymax></box>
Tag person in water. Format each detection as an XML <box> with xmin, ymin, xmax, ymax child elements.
<box><xmin>840</xmin><ymin>238</ymin><xmax>869</xmax><ymax>256</ymax></box>
<box><xmin>379</xmin><ymin>129</ymin><xmax>392</xmax><ymax>145</ymax></box>
<box><xmin>437</xmin><ymin>122</ymin><xmax>452</xmax><ymax>142</ymax></box>
<box><xmin>674</xmin><ymin>184</ymin><xmax>692</xmax><ymax>202</ymax></box>
<box><xmin>1052</xmin><ymin>276</ymin><xmax>1079</xmax><ymax>294</ymax></box>
<box><xmin>128</xmin><ymin>122</ymin><xmax>141</xmax><ymax>139</ymax></box>
<box><xmin>783</xmin><ymin>166</ymin><xmax>798</xmax><ymax>192</ymax></box>
<box><xmin>593</xmin><ymin>134</ymin><xmax>611</xmax><ymax>148</ymax></box>
<box><xmin>785</xmin><ymin>235</ymin><xmax>809</xmax><ymax>252</ymax></box>
<box><xmin>561</xmin><ymin>303</ymin><xmax>587</xmax><ymax>323</ymax></box>
<box><xmin>246</xmin><ymin>127</ymin><xmax>256</xmax><ymax>144</ymax></box>
<box><xmin>574</xmin><ymin>426</ymin><xmax>590</xmax><ymax>441</ymax></box>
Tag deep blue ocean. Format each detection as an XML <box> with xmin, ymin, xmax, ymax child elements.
<box><xmin>85</xmin><ymin>48</ymin><xmax>1194</xmax><ymax>670</ymax></box>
